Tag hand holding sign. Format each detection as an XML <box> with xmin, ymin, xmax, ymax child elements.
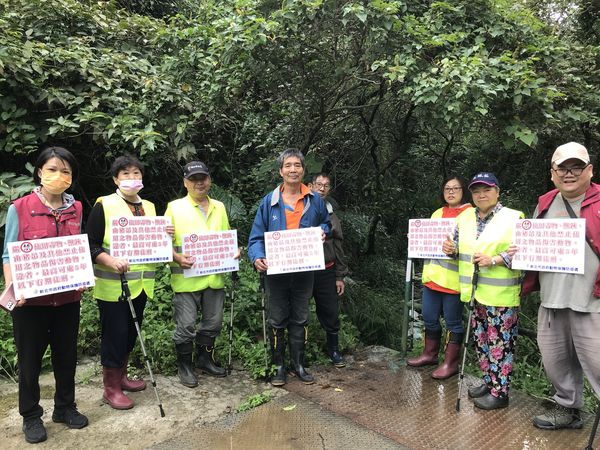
<box><xmin>442</xmin><ymin>233</ymin><xmax>456</xmax><ymax>256</ymax></box>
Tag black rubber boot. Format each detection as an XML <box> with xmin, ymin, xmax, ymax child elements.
<box><xmin>176</xmin><ymin>342</ymin><xmax>198</xmax><ymax>388</ymax></box>
<box><xmin>270</xmin><ymin>328</ymin><xmax>287</xmax><ymax>387</ymax></box>
<box><xmin>195</xmin><ymin>336</ymin><xmax>226</xmax><ymax>378</ymax></box>
<box><xmin>326</xmin><ymin>333</ymin><xmax>345</xmax><ymax>368</ymax></box>
<box><xmin>288</xmin><ymin>325</ymin><xmax>315</xmax><ymax>384</ymax></box>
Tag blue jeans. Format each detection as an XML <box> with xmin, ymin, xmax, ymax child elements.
<box><xmin>421</xmin><ymin>285</ymin><xmax>464</xmax><ymax>334</ymax></box>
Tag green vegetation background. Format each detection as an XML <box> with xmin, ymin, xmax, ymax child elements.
<box><xmin>1</xmin><ymin>0</ymin><xmax>599</xmax><ymax>411</ymax></box>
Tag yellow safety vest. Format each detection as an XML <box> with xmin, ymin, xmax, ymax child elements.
<box><xmin>422</xmin><ymin>208</ymin><xmax>461</xmax><ymax>291</ymax></box>
<box><xmin>165</xmin><ymin>195</ymin><xmax>230</xmax><ymax>293</ymax></box>
<box><xmin>457</xmin><ymin>207</ymin><xmax>523</xmax><ymax>307</ymax></box>
<box><xmin>93</xmin><ymin>193</ymin><xmax>157</xmax><ymax>302</ymax></box>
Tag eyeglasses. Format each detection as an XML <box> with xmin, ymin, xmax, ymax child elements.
<box><xmin>315</xmin><ymin>182</ymin><xmax>331</xmax><ymax>190</ymax></box>
<box><xmin>444</xmin><ymin>186</ymin><xmax>462</xmax><ymax>192</ymax></box>
<box><xmin>552</xmin><ymin>165</ymin><xmax>588</xmax><ymax>177</ymax></box>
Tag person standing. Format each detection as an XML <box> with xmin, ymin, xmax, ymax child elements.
<box><xmin>2</xmin><ymin>147</ymin><xmax>88</xmax><ymax>443</ymax></box>
<box><xmin>165</xmin><ymin>161</ymin><xmax>238</xmax><ymax>388</ymax></box>
<box><xmin>443</xmin><ymin>172</ymin><xmax>522</xmax><ymax>410</ymax></box>
<box><xmin>523</xmin><ymin>142</ymin><xmax>600</xmax><ymax>430</ymax></box>
<box><xmin>87</xmin><ymin>155</ymin><xmax>167</xmax><ymax>410</ymax></box>
<box><xmin>408</xmin><ymin>176</ymin><xmax>471</xmax><ymax>379</ymax></box>
<box><xmin>310</xmin><ymin>173</ymin><xmax>349</xmax><ymax>367</ymax></box>
<box><xmin>248</xmin><ymin>149</ymin><xmax>330</xmax><ymax>387</ymax></box>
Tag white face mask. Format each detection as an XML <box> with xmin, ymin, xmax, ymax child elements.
<box><xmin>119</xmin><ymin>179</ymin><xmax>144</xmax><ymax>195</ymax></box>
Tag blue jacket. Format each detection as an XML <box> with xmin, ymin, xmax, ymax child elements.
<box><xmin>248</xmin><ymin>185</ymin><xmax>331</xmax><ymax>263</ymax></box>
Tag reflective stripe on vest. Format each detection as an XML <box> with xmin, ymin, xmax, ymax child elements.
<box><xmin>422</xmin><ymin>208</ymin><xmax>460</xmax><ymax>290</ymax></box>
<box><xmin>457</xmin><ymin>207</ymin><xmax>523</xmax><ymax>307</ymax></box>
<box><xmin>167</xmin><ymin>196</ymin><xmax>228</xmax><ymax>293</ymax></box>
<box><xmin>94</xmin><ymin>269</ymin><xmax>156</xmax><ymax>281</ymax></box>
<box><xmin>93</xmin><ymin>193</ymin><xmax>157</xmax><ymax>302</ymax></box>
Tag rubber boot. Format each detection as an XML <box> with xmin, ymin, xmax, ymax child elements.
<box><xmin>288</xmin><ymin>325</ymin><xmax>315</xmax><ymax>384</ymax></box>
<box><xmin>326</xmin><ymin>333</ymin><xmax>345</xmax><ymax>368</ymax></box>
<box><xmin>176</xmin><ymin>342</ymin><xmax>198</xmax><ymax>388</ymax></box>
<box><xmin>407</xmin><ymin>329</ymin><xmax>441</xmax><ymax>367</ymax></box>
<box><xmin>270</xmin><ymin>328</ymin><xmax>287</xmax><ymax>387</ymax></box>
<box><xmin>102</xmin><ymin>366</ymin><xmax>134</xmax><ymax>410</ymax></box>
<box><xmin>431</xmin><ymin>332</ymin><xmax>463</xmax><ymax>379</ymax></box>
<box><xmin>195</xmin><ymin>336</ymin><xmax>226</xmax><ymax>378</ymax></box>
<box><xmin>121</xmin><ymin>354</ymin><xmax>146</xmax><ymax>392</ymax></box>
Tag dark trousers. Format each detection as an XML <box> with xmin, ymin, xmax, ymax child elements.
<box><xmin>421</xmin><ymin>285</ymin><xmax>464</xmax><ymax>334</ymax></box>
<box><xmin>11</xmin><ymin>301</ymin><xmax>81</xmax><ymax>420</ymax></box>
<box><xmin>312</xmin><ymin>267</ymin><xmax>340</xmax><ymax>334</ymax></box>
<box><xmin>97</xmin><ymin>292</ymin><xmax>147</xmax><ymax>368</ymax></box>
<box><xmin>266</xmin><ymin>271</ymin><xmax>313</xmax><ymax>333</ymax></box>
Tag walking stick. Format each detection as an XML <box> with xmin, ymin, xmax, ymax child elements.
<box><xmin>401</xmin><ymin>259</ymin><xmax>413</xmax><ymax>356</ymax></box>
<box><xmin>226</xmin><ymin>271</ymin><xmax>239</xmax><ymax>375</ymax></box>
<box><xmin>259</xmin><ymin>272</ymin><xmax>269</xmax><ymax>377</ymax></box>
<box><xmin>119</xmin><ymin>274</ymin><xmax>165</xmax><ymax>417</ymax></box>
<box><xmin>585</xmin><ymin>402</ymin><xmax>600</xmax><ymax>450</ymax></box>
<box><xmin>456</xmin><ymin>263</ymin><xmax>479</xmax><ymax>412</ymax></box>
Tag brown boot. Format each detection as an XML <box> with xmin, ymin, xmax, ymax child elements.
<box><xmin>407</xmin><ymin>329</ymin><xmax>441</xmax><ymax>367</ymax></box>
<box><xmin>103</xmin><ymin>367</ymin><xmax>134</xmax><ymax>410</ymax></box>
<box><xmin>121</xmin><ymin>355</ymin><xmax>146</xmax><ymax>392</ymax></box>
<box><xmin>431</xmin><ymin>332</ymin><xmax>463</xmax><ymax>379</ymax></box>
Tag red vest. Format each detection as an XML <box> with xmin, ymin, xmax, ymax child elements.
<box><xmin>12</xmin><ymin>192</ymin><xmax>83</xmax><ymax>307</ymax></box>
<box><xmin>522</xmin><ymin>183</ymin><xmax>600</xmax><ymax>298</ymax></box>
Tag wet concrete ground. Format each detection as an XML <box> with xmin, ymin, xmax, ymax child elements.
<box><xmin>1</xmin><ymin>347</ymin><xmax>596</xmax><ymax>449</ymax></box>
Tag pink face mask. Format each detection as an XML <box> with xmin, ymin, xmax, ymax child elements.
<box><xmin>119</xmin><ymin>179</ymin><xmax>144</xmax><ymax>195</ymax></box>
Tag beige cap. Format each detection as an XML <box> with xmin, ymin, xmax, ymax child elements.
<box><xmin>552</xmin><ymin>142</ymin><xmax>590</xmax><ymax>166</ymax></box>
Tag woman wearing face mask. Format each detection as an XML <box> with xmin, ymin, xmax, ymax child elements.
<box><xmin>2</xmin><ymin>147</ymin><xmax>88</xmax><ymax>444</ymax></box>
<box><xmin>86</xmin><ymin>155</ymin><xmax>163</xmax><ymax>410</ymax></box>
<box><xmin>408</xmin><ymin>176</ymin><xmax>472</xmax><ymax>380</ymax></box>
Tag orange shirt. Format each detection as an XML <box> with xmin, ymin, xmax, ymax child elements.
<box><xmin>282</xmin><ymin>184</ymin><xmax>311</xmax><ymax>230</ymax></box>
<box><xmin>425</xmin><ymin>203</ymin><xmax>472</xmax><ymax>294</ymax></box>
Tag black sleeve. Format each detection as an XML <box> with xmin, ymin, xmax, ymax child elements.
<box><xmin>86</xmin><ymin>202</ymin><xmax>106</xmax><ymax>263</ymax></box>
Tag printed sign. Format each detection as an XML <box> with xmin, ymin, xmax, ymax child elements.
<box><xmin>408</xmin><ymin>218</ymin><xmax>456</xmax><ymax>259</ymax></box>
<box><xmin>265</xmin><ymin>227</ymin><xmax>325</xmax><ymax>275</ymax></box>
<box><xmin>511</xmin><ymin>219</ymin><xmax>586</xmax><ymax>274</ymax></box>
<box><xmin>182</xmin><ymin>230</ymin><xmax>239</xmax><ymax>278</ymax></box>
<box><xmin>8</xmin><ymin>234</ymin><xmax>95</xmax><ymax>299</ymax></box>
<box><xmin>109</xmin><ymin>216</ymin><xmax>173</xmax><ymax>264</ymax></box>
<box><xmin>0</xmin><ymin>283</ymin><xmax>16</xmax><ymax>312</ymax></box>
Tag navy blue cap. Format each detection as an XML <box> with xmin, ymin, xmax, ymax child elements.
<box><xmin>468</xmin><ymin>172</ymin><xmax>499</xmax><ymax>189</ymax></box>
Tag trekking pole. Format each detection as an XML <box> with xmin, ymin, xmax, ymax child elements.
<box><xmin>456</xmin><ymin>263</ymin><xmax>479</xmax><ymax>412</ymax></box>
<box><xmin>226</xmin><ymin>271</ymin><xmax>239</xmax><ymax>375</ymax></box>
<box><xmin>259</xmin><ymin>272</ymin><xmax>269</xmax><ymax>377</ymax></box>
<box><xmin>401</xmin><ymin>259</ymin><xmax>412</xmax><ymax>356</ymax></box>
<box><xmin>585</xmin><ymin>402</ymin><xmax>600</xmax><ymax>450</ymax></box>
<box><xmin>119</xmin><ymin>274</ymin><xmax>165</xmax><ymax>417</ymax></box>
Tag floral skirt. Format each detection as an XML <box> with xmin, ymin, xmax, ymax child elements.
<box><xmin>472</xmin><ymin>301</ymin><xmax>519</xmax><ymax>398</ymax></box>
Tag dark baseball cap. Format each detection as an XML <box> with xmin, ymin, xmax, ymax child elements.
<box><xmin>468</xmin><ymin>172</ymin><xmax>499</xmax><ymax>189</ymax></box>
<box><xmin>183</xmin><ymin>161</ymin><xmax>210</xmax><ymax>178</ymax></box>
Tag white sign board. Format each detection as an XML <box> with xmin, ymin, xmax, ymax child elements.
<box><xmin>511</xmin><ymin>219</ymin><xmax>586</xmax><ymax>274</ymax></box>
<box><xmin>265</xmin><ymin>227</ymin><xmax>325</xmax><ymax>275</ymax></box>
<box><xmin>8</xmin><ymin>234</ymin><xmax>95</xmax><ymax>299</ymax></box>
<box><xmin>109</xmin><ymin>216</ymin><xmax>173</xmax><ymax>264</ymax></box>
<box><xmin>408</xmin><ymin>218</ymin><xmax>456</xmax><ymax>259</ymax></box>
<box><xmin>182</xmin><ymin>230</ymin><xmax>239</xmax><ymax>278</ymax></box>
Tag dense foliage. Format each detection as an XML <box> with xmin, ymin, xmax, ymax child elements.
<box><xmin>1</xmin><ymin>0</ymin><xmax>599</xmax><ymax>410</ymax></box>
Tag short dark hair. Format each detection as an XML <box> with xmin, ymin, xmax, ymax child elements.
<box><xmin>33</xmin><ymin>146</ymin><xmax>78</xmax><ymax>185</ymax></box>
<box><xmin>277</xmin><ymin>148</ymin><xmax>305</xmax><ymax>169</ymax></box>
<box><xmin>440</xmin><ymin>175</ymin><xmax>470</xmax><ymax>205</ymax></box>
<box><xmin>110</xmin><ymin>155</ymin><xmax>144</xmax><ymax>178</ymax></box>
<box><xmin>312</xmin><ymin>172</ymin><xmax>331</xmax><ymax>184</ymax></box>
